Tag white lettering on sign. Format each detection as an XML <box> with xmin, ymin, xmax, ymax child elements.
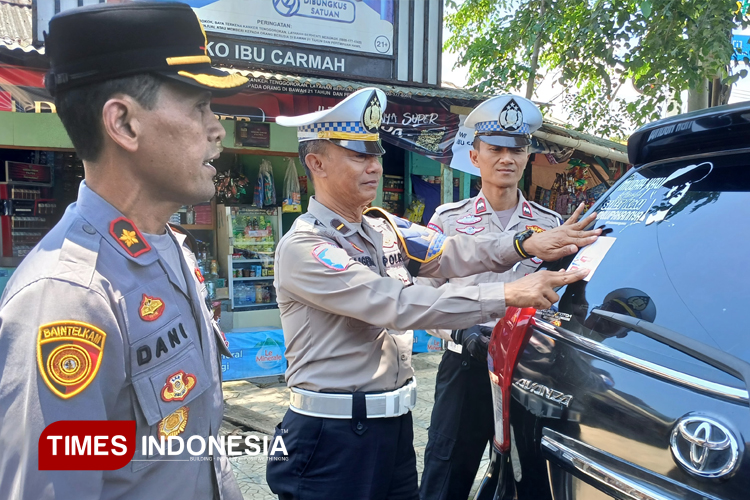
<box><xmin>214</xmin><ymin>43</ymin><xmax>230</xmax><ymax>58</ymax></box>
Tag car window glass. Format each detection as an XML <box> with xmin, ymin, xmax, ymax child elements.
<box><xmin>541</xmin><ymin>153</ymin><xmax>750</xmax><ymax>387</ymax></box>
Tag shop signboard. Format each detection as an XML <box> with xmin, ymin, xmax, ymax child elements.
<box><xmin>1</xmin><ymin>162</ymin><xmax>53</xmax><ymax>186</ymax></box>
<box><xmin>35</xmin><ymin>0</ymin><xmax>441</xmax><ymax>87</ymax></box>
<box><xmin>205</xmin><ymin>35</ymin><xmax>393</xmax><ymax>79</ymax></box>
<box><xmin>235</xmin><ymin>122</ymin><xmax>271</xmax><ymax>148</ymax></box>
<box><xmin>179</xmin><ymin>0</ymin><xmax>394</xmax><ymax>57</ymax></box>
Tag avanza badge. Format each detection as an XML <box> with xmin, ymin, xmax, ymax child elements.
<box><xmin>139</xmin><ymin>294</ymin><xmax>165</xmax><ymax>322</ymax></box>
<box><xmin>161</xmin><ymin>370</ymin><xmax>197</xmax><ymax>402</ymax></box>
<box><xmin>37</xmin><ymin>321</ymin><xmax>107</xmax><ymax>399</ymax></box>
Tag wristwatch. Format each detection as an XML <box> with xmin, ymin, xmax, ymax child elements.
<box><xmin>513</xmin><ymin>229</ymin><xmax>536</xmax><ymax>259</ymax></box>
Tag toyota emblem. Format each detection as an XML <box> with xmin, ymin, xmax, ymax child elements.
<box><xmin>670</xmin><ymin>416</ymin><xmax>739</xmax><ymax>478</ymax></box>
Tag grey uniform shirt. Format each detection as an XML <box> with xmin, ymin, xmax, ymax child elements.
<box><xmin>419</xmin><ymin>189</ymin><xmax>563</xmax><ymax>339</ymax></box>
<box><xmin>0</xmin><ymin>181</ymin><xmax>238</xmax><ymax>500</ymax></box>
<box><xmin>274</xmin><ymin>197</ymin><xmax>535</xmax><ymax>394</ymax></box>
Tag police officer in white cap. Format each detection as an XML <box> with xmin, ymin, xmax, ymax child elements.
<box><xmin>266</xmin><ymin>88</ymin><xmax>599</xmax><ymax>500</ymax></box>
<box><xmin>419</xmin><ymin>95</ymin><xmax>576</xmax><ymax>500</ymax></box>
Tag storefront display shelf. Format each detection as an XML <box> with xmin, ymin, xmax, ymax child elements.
<box><xmin>231</xmin><ymin>258</ymin><xmax>269</xmax><ymax>263</ymax></box>
<box><xmin>234</xmin><ymin>277</ymin><xmax>274</xmax><ymax>282</ymax></box>
<box><xmin>232</xmin><ymin>302</ymin><xmax>278</xmax><ymax>310</ymax></box>
<box><xmin>183</xmin><ymin>224</ymin><xmax>214</xmax><ymax>230</ymax></box>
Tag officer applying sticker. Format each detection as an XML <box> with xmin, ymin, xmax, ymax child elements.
<box><xmin>419</xmin><ymin>95</ymin><xmax>574</xmax><ymax>500</ymax></box>
<box><xmin>265</xmin><ymin>88</ymin><xmax>601</xmax><ymax>500</ymax></box>
<box><xmin>0</xmin><ymin>3</ymin><xmax>247</xmax><ymax>499</ymax></box>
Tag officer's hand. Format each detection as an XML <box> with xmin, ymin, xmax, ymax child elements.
<box><xmin>504</xmin><ymin>268</ymin><xmax>590</xmax><ymax>309</ymax></box>
<box><xmin>523</xmin><ymin>203</ymin><xmax>601</xmax><ymax>262</ymax></box>
<box><xmin>452</xmin><ymin>326</ymin><xmax>490</xmax><ymax>361</ymax></box>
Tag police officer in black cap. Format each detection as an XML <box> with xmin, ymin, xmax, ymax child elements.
<box><xmin>0</xmin><ymin>3</ymin><xmax>247</xmax><ymax>499</ymax></box>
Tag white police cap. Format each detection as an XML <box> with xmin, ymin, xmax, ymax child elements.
<box><xmin>276</xmin><ymin>87</ymin><xmax>387</xmax><ymax>156</ymax></box>
<box><xmin>464</xmin><ymin>94</ymin><xmax>542</xmax><ymax>148</ymax></box>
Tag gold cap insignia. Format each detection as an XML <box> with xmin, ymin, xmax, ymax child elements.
<box><xmin>363</xmin><ymin>93</ymin><xmax>383</xmax><ymax>132</ymax></box>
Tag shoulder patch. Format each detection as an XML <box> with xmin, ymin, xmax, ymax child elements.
<box><xmin>37</xmin><ymin>320</ymin><xmax>107</xmax><ymax>399</ymax></box>
<box><xmin>110</xmin><ymin>217</ymin><xmax>150</xmax><ymax>257</ymax></box>
<box><xmin>312</xmin><ymin>244</ymin><xmax>350</xmax><ymax>271</ymax></box>
<box><xmin>426</xmin><ymin>222</ymin><xmax>443</xmax><ymax>234</ymax></box>
<box><xmin>434</xmin><ymin>197</ymin><xmax>472</xmax><ymax>215</ymax></box>
<box><xmin>365</xmin><ymin>207</ymin><xmax>446</xmax><ymax>263</ymax></box>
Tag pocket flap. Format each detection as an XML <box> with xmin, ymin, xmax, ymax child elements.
<box><xmin>132</xmin><ymin>345</ymin><xmax>210</xmax><ymax>426</ymax></box>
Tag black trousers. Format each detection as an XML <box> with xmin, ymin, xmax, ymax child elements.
<box><xmin>419</xmin><ymin>349</ymin><xmax>495</xmax><ymax>500</ymax></box>
<box><xmin>267</xmin><ymin>405</ymin><xmax>419</xmax><ymax>500</ymax></box>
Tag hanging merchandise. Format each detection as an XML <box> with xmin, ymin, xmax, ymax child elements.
<box><xmin>403</xmin><ymin>198</ymin><xmax>426</xmax><ymax>223</ymax></box>
<box><xmin>262</xmin><ymin>160</ymin><xmax>276</xmax><ymax>207</ymax></box>
<box><xmin>282</xmin><ymin>158</ymin><xmax>301</xmax><ymax>213</ymax></box>
<box><xmin>214</xmin><ymin>158</ymin><xmax>250</xmax><ymax>204</ymax></box>
<box><xmin>254</xmin><ymin>159</ymin><xmax>277</xmax><ymax>208</ymax></box>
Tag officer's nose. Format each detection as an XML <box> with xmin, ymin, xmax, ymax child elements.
<box><xmin>366</xmin><ymin>156</ymin><xmax>382</xmax><ymax>174</ymax></box>
<box><xmin>208</xmin><ymin>113</ymin><xmax>226</xmax><ymax>145</ymax></box>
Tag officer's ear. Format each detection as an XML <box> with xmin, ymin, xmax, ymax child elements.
<box><xmin>305</xmin><ymin>144</ymin><xmax>329</xmax><ymax>179</ymax></box>
<box><xmin>101</xmin><ymin>94</ymin><xmax>140</xmax><ymax>154</ymax></box>
<box><xmin>469</xmin><ymin>147</ymin><xmax>480</xmax><ymax>168</ymax></box>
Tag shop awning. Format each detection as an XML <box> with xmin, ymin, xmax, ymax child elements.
<box><xmin>0</xmin><ymin>0</ymin><xmax>42</xmax><ymax>55</ymax></box>
<box><xmin>222</xmin><ymin>67</ymin><xmax>491</xmax><ymax>101</ymax></box>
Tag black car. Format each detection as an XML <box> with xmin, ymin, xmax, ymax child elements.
<box><xmin>478</xmin><ymin>102</ymin><xmax>750</xmax><ymax>500</ymax></box>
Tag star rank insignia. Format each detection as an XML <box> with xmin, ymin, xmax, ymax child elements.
<box><xmin>161</xmin><ymin>370</ymin><xmax>197</xmax><ymax>402</ymax></box>
<box><xmin>139</xmin><ymin>294</ymin><xmax>165</xmax><ymax>322</ymax></box>
<box><xmin>159</xmin><ymin>406</ymin><xmax>189</xmax><ymax>438</ymax></box>
<box><xmin>109</xmin><ymin>217</ymin><xmax>151</xmax><ymax>257</ymax></box>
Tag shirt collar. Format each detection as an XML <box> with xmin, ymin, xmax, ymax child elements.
<box><xmin>306</xmin><ymin>196</ymin><xmax>360</xmax><ymax>237</ymax></box>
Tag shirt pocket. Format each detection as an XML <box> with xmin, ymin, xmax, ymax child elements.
<box><xmin>130</xmin><ymin>344</ymin><xmax>211</xmax><ymax>471</ymax></box>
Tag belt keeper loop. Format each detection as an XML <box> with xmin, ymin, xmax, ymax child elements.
<box><xmin>351</xmin><ymin>392</ymin><xmax>368</xmax><ymax>435</ymax></box>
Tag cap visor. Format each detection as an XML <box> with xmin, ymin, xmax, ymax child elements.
<box><xmin>330</xmin><ymin>139</ymin><xmax>385</xmax><ymax>156</ymax></box>
<box><xmin>159</xmin><ymin>66</ymin><xmax>249</xmax><ymax>97</ymax></box>
<box><xmin>477</xmin><ymin>134</ymin><xmax>530</xmax><ymax>148</ymax></box>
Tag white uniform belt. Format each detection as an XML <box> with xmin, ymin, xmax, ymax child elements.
<box><xmin>289</xmin><ymin>378</ymin><xmax>417</xmax><ymax>419</ymax></box>
<box><xmin>447</xmin><ymin>341</ymin><xmax>463</xmax><ymax>354</ymax></box>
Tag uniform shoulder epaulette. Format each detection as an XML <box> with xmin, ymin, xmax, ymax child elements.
<box><xmin>528</xmin><ymin>201</ymin><xmax>564</xmax><ymax>223</ymax></box>
<box><xmin>434</xmin><ymin>197</ymin><xmax>472</xmax><ymax>215</ymax></box>
<box><xmin>289</xmin><ymin>213</ymin><xmax>338</xmax><ymax>239</ymax></box>
<box><xmin>168</xmin><ymin>223</ymin><xmax>197</xmax><ymax>253</ymax></box>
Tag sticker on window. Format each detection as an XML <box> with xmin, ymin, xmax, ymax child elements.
<box><xmin>567</xmin><ymin>236</ymin><xmax>616</xmax><ymax>282</ymax></box>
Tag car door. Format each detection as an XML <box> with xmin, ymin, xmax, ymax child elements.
<box><xmin>497</xmin><ymin>151</ymin><xmax>750</xmax><ymax>500</ymax></box>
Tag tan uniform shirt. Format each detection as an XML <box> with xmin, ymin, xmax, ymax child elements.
<box><xmin>418</xmin><ymin>190</ymin><xmax>563</xmax><ymax>340</ymax></box>
<box><xmin>274</xmin><ymin>197</ymin><xmax>534</xmax><ymax>393</ymax></box>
